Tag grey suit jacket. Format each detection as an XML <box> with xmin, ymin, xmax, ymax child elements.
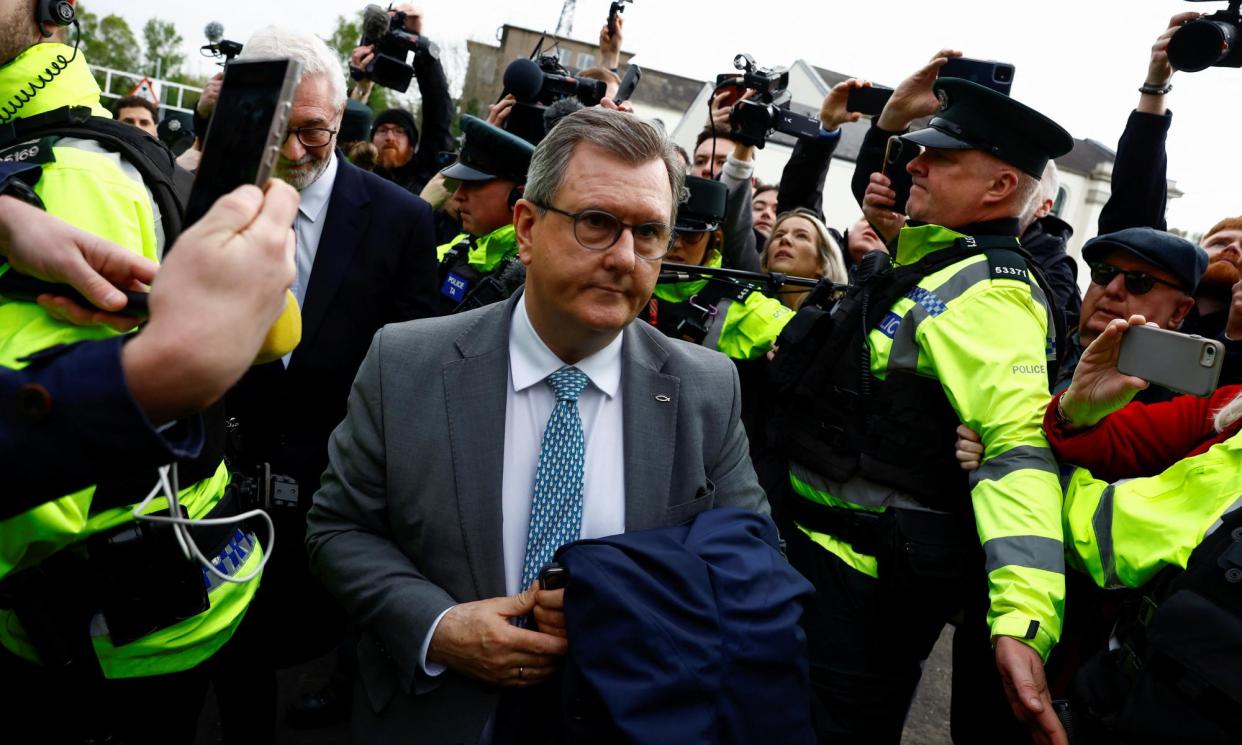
<box><xmin>305</xmin><ymin>292</ymin><xmax>769</xmax><ymax>745</ymax></box>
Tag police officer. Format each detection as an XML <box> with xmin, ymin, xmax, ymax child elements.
<box><xmin>774</xmin><ymin>56</ymin><xmax>1073</xmax><ymax>745</ymax></box>
<box><xmin>643</xmin><ymin>175</ymin><xmax>794</xmax><ymax>360</ymax></box>
<box><xmin>0</xmin><ymin>3</ymin><xmax>285</xmax><ymax>741</ymax></box>
<box><xmin>436</xmin><ymin>114</ymin><xmax>535</xmax><ymax>314</ymax></box>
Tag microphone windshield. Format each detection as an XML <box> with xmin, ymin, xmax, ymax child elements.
<box><xmin>204</xmin><ymin>21</ymin><xmax>224</xmax><ymax>43</ymax></box>
<box><xmin>361</xmin><ymin>4</ymin><xmax>390</xmax><ymax>41</ymax></box>
<box><xmin>502</xmin><ymin>58</ymin><xmax>544</xmax><ymax>102</ymax></box>
<box><xmin>543</xmin><ymin>97</ymin><xmax>583</xmax><ymax>133</ymax></box>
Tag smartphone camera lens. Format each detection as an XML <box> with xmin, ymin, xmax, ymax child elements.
<box><xmin>995</xmin><ymin>66</ymin><xmax>1014</xmax><ymax>84</ymax></box>
<box><xmin>1201</xmin><ymin>344</ymin><xmax>1218</xmax><ymax>367</ymax></box>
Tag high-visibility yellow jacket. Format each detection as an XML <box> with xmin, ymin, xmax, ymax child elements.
<box><xmin>790</xmin><ymin>224</ymin><xmax>1065</xmax><ymax>660</ymax></box>
<box><xmin>0</xmin><ymin>43</ymin><xmax>260</xmax><ymax>679</ymax></box>
<box><xmin>650</xmin><ymin>249</ymin><xmax>795</xmax><ymax>360</ymax></box>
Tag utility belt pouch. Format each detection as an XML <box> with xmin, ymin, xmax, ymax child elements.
<box><xmin>0</xmin><ymin>550</ymin><xmax>103</xmax><ymax>682</ymax></box>
<box><xmin>875</xmin><ymin>509</ymin><xmax>969</xmax><ymax>613</ymax></box>
<box><xmin>87</xmin><ymin>510</ymin><xmax>209</xmax><ymax>647</ymax></box>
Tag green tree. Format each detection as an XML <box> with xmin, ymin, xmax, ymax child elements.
<box><xmin>142</xmin><ymin>17</ymin><xmax>184</xmax><ymax>80</ymax></box>
<box><xmin>77</xmin><ymin>5</ymin><xmax>142</xmax><ymax>95</ymax></box>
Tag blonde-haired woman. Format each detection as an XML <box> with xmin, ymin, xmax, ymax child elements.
<box><xmin>759</xmin><ymin>208</ymin><xmax>848</xmax><ymax>311</ymax></box>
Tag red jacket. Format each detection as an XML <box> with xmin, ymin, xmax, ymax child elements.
<box><xmin>1044</xmin><ymin>385</ymin><xmax>1242</xmax><ymax>483</ymax></box>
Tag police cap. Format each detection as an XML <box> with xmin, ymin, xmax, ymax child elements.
<box><xmin>440</xmin><ymin>114</ymin><xmax>535</xmax><ymax>184</ymax></box>
<box><xmin>676</xmin><ymin>176</ymin><xmax>728</xmax><ymax>233</ymax></box>
<box><xmin>1082</xmin><ymin>227</ymin><xmax>1208</xmax><ymax>294</ymax></box>
<box><xmin>901</xmin><ymin>78</ymin><xmax>1073</xmax><ymax>180</ymax></box>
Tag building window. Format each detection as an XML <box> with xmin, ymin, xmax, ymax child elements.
<box><xmin>556</xmin><ymin>48</ymin><xmax>571</xmax><ymax>66</ymax></box>
<box><xmin>1053</xmin><ymin>186</ymin><xmax>1068</xmax><ymax>217</ymax></box>
<box><xmin>577</xmin><ymin>52</ymin><xmax>596</xmax><ymax>70</ymax></box>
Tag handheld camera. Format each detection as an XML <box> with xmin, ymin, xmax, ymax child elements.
<box><xmin>1168</xmin><ymin>0</ymin><xmax>1242</xmax><ymax>72</ymax></box>
<box><xmin>352</xmin><ymin>3</ymin><xmax>433</xmax><ymax>92</ymax></box>
<box><xmin>716</xmin><ymin>54</ymin><xmax>819</xmax><ymax>148</ymax></box>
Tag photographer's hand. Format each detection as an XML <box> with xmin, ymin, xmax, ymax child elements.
<box><xmin>1140</xmin><ymin>11</ymin><xmax>1200</xmax><ymax>115</ymax></box>
<box><xmin>0</xmin><ymin>196</ymin><xmax>156</xmax><ymax>332</ymax></box>
<box><xmin>821</xmin><ymin>78</ymin><xmax>870</xmax><ymax>132</ymax></box>
<box><xmin>877</xmin><ymin>48</ymin><xmax>961</xmax><ymax>132</ymax></box>
<box><xmin>487</xmin><ymin>94</ymin><xmax>516</xmax><ymax>127</ymax></box>
<box><xmin>196</xmin><ymin>71</ymin><xmax>223</xmax><ymax>119</ymax></box>
<box><xmin>598</xmin><ymin>98</ymin><xmax>633</xmax><ymax>114</ymax></box>
<box><xmin>599</xmin><ymin>13</ymin><xmax>623</xmax><ymax>70</ymax></box>
<box><xmin>390</xmin><ymin>3</ymin><xmax>423</xmax><ymax>35</ymax></box>
<box><xmin>862</xmin><ymin>172</ymin><xmax>905</xmax><ymax>242</ymax></box>
<box><xmin>709</xmin><ymin>89</ymin><xmax>752</xmax><ymax>132</ymax></box>
<box><xmin>1060</xmin><ymin>315</ymin><xmax>1151</xmax><ymax>430</ymax></box>
<box><xmin>1227</xmin><ymin>279</ymin><xmax>1242</xmax><ymax>341</ymax></box>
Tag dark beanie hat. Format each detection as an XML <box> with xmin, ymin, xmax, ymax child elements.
<box><xmin>371</xmin><ymin>108</ymin><xmax>419</xmax><ymax>144</ymax></box>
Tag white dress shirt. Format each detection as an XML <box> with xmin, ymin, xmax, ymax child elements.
<box><xmin>419</xmin><ymin>293</ymin><xmax>627</xmax><ymax>675</ymax></box>
<box><xmin>284</xmin><ymin>152</ymin><xmax>338</xmax><ymax>366</ymax></box>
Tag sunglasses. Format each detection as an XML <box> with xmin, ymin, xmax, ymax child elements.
<box><xmin>1088</xmin><ymin>262</ymin><xmax>1183</xmax><ymax>295</ymax></box>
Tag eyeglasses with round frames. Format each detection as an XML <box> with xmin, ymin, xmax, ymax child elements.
<box><xmin>1088</xmin><ymin>262</ymin><xmax>1183</xmax><ymax>296</ymax></box>
<box><xmin>283</xmin><ymin>126</ymin><xmax>338</xmax><ymax>149</ymax></box>
<box><xmin>533</xmin><ymin>202</ymin><xmax>673</xmax><ymax>261</ymax></box>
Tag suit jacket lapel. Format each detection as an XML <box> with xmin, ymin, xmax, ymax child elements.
<box><xmin>443</xmin><ymin>295</ymin><xmax>518</xmax><ymax>600</ymax></box>
<box><xmin>621</xmin><ymin>322</ymin><xmax>679</xmax><ymax>531</ymax></box>
<box><xmin>300</xmin><ymin>157</ymin><xmax>371</xmax><ymax>354</ymax></box>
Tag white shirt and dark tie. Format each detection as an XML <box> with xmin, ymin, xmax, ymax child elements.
<box><xmin>419</xmin><ymin>292</ymin><xmax>627</xmax><ymax>674</ymax></box>
<box><xmin>284</xmin><ymin>153</ymin><xmax>339</xmax><ymax>366</ymax></box>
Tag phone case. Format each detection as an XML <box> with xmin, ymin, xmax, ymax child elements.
<box><xmin>1116</xmin><ymin>325</ymin><xmax>1225</xmax><ymax>397</ymax></box>
<box><xmin>882</xmin><ymin>136</ymin><xmax>915</xmax><ymax>215</ymax></box>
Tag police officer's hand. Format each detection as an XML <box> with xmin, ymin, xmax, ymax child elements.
<box><xmin>821</xmin><ymin>78</ymin><xmax>870</xmax><ymax>132</ymax></box>
<box><xmin>995</xmin><ymin>636</ymin><xmax>1068</xmax><ymax>745</ymax></box>
<box><xmin>877</xmin><ymin>48</ymin><xmax>961</xmax><ymax>132</ymax></box>
<box><xmin>533</xmin><ymin>581</ymin><xmax>567</xmax><ymax>639</ymax></box>
<box><xmin>0</xmin><ymin>195</ymin><xmax>156</xmax><ymax>332</ymax></box>
<box><xmin>954</xmin><ymin>424</ymin><xmax>983</xmax><ymax>471</ymax></box>
<box><xmin>122</xmin><ymin>182</ymin><xmax>298</xmax><ymax>425</ymax></box>
<box><xmin>428</xmin><ymin>587</ymin><xmax>569</xmax><ymax>686</ymax></box>
<box><xmin>1060</xmin><ymin>315</ymin><xmax>1151</xmax><ymax>429</ymax></box>
<box><xmin>1227</xmin><ymin>279</ymin><xmax>1242</xmax><ymax>340</ymax></box>
<box><xmin>862</xmin><ymin>172</ymin><xmax>906</xmax><ymax>242</ymax></box>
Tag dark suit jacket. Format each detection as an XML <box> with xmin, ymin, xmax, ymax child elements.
<box><xmin>305</xmin><ymin>293</ymin><xmax>770</xmax><ymax>745</ymax></box>
<box><xmin>227</xmin><ymin>156</ymin><xmax>439</xmax><ymax>498</ymax></box>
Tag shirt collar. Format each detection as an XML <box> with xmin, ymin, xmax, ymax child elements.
<box><xmin>510</xmin><ymin>294</ymin><xmax>622</xmax><ymax>399</ymax></box>
<box><xmin>298</xmin><ymin>152</ymin><xmax>339</xmax><ymax>223</ymax></box>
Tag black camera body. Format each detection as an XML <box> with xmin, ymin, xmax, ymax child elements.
<box><xmin>717</xmin><ymin>54</ymin><xmax>820</xmax><ymax>149</ymax></box>
<box><xmin>1168</xmin><ymin>0</ymin><xmax>1242</xmax><ymax>72</ymax></box>
<box><xmin>354</xmin><ymin>8</ymin><xmax>430</xmax><ymax>92</ymax></box>
<box><xmin>501</xmin><ymin>54</ymin><xmax>607</xmax><ymax>144</ymax></box>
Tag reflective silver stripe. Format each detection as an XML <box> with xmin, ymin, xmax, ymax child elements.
<box><xmin>1204</xmin><ymin>493</ymin><xmax>1242</xmax><ymax>538</ymax></box>
<box><xmin>789</xmin><ymin>462</ymin><xmax>944</xmax><ymax>513</ymax></box>
<box><xmin>969</xmin><ymin>445</ymin><xmax>1060</xmax><ymax>489</ymax></box>
<box><xmin>884</xmin><ymin>259</ymin><xmax>991</xmax><ymax>374</ymax></box>
<box><xmin>983</xmin><ymin>534</ymin><xmax>1064</xmax><ymax>575</ymax></box>
<box><xmin>1092</xmin><ymin>483</ymin><xmax>1125</xmax><ymax>589</ymax></box>
<box><xmin>702</xmin><ymin>298</ymin><xmax>733</xmax><ymax>353</ymax></box>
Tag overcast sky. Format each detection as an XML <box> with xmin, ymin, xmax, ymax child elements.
<box><xmin>87</xmin><ymin>0</ymin><xmax>1242</xmax><ymax>236</ymax></box>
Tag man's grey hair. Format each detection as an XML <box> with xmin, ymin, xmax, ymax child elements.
<box><xmin>1014</xmin><ymin>172</ymin><xmax>1042</xmax><ymax>224</ymax></box>
<box><xmin>525</xmin><ymin>108</ymin><xmax>685</xmax><ymax>225</ymax></box>
<box><xmin>1039</xmin><ymin>161</ymin><xmax>1061</xmax><ymax>205</ymax></box>
<box><xmin>240</xmin><ymin>26</ymin><xmax>346</xmax><ymax>110</ymax></box>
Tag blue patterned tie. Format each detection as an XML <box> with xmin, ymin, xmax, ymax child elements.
<box><xmin>520</xmin><ymin>366</ymin><xmax>590</xmax><ymax>591</ymax></box>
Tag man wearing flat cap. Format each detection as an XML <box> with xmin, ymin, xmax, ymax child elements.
<box><xmin>777</xmin><ymin>50</ymin><xmax>1075</xmax><ymax>745</ymax></box>
<box><xmin>435</xmin><ymin>114</ymin><xmax>536</xmax><ymax>314</ymax></box>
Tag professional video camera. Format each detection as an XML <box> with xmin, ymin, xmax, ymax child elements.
<box><xmin>201</xmin><ymin>21</ymin><xmax>242</xmax><ymax>63</ymax></box>
<box><xmin>1168</xmin><ymin>0</ymin><xmax>1242</xmax><ymax>72</ymax></box>
<box><xmin>500</xmin><ymin>53</ymin><xmax>607</xmax><ymax>144</ymax></box>
<box><xmin>351</xmin><ymin>3</ymin><xmax>433</xmax><ymax>92</ymax></box>
<box><xmin>715</xmin><ymin>54</ymin><xmax>819</xmax><ymax>149</ymax></box>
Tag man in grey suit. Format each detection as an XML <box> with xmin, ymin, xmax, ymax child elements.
<box><xmin>306</xmin><ymin>106</ymin><xmax>769</xmax><ymax>744</ymax></box>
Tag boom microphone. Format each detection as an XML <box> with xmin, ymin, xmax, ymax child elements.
<box><xmin>361</xmin><ymin>4</ymin><xmax>390</xmax><ymax>42</ymax></box>
<box><xmin>543</xmin><ymin>97</ymin><xmax>583</xmax><ymax>133</ymax></box>
<box><xmin>205</xmin><ymin>21</ymin><xmax>224</xmax><ymax>44</ymax></box>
